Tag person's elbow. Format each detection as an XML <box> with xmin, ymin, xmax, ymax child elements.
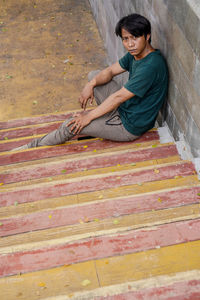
<box><xmin>113</xmin><ymin>87</ymin><xmax>135</xmax><ymax>105</ymax></box>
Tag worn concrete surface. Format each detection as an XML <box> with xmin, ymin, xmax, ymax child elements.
<box><xmin>0</xmin><ymin>0</ymin><xmax>107</xmax><ymax>121</ymax></box>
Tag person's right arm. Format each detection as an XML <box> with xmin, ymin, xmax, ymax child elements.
<box><xmin>79</xmin><ymin>62</ymin><xmax>126</xmax><ymax>110</ymax></box>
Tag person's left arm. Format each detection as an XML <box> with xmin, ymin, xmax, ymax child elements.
<box><xmin>68</xmin><ymin>87</ymin><xmax>134</xmax><ymax>134</ymax></box>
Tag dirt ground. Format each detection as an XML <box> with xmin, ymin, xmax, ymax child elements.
<box><xmin>0</xmin><ymin>0</ymin><xmax>107</xmax><ymax>121</ymax></box>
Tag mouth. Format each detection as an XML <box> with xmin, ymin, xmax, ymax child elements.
<box><xmin>129</xmin><ymin>49</ymin><xmax>137</xmax><ymax>53</ymax></box>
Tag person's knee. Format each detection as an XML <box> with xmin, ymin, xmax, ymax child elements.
<box><xmin>88</xmin><ymin>70</ymin><xmax>101</xmax><ymax>81</ymax></box>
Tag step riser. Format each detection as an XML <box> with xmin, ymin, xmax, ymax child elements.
<box><xmin>1</xmin><ymin>186</ymin><xmax>200</xmax><ymax>237</ymax></box>
<box><xmin>0</xmin><ymin>162</ymin><xmax>195</xmax><ymax>207</ymax></box>
<box><xmin>0</xmin><ymin>145</ymin><xmax>178</xmax><ymax>184</ymax></box>
<box><xmin>0</xmin><ymin>219</ymin><xmax>200</xmax><ymax>277</ymax></box>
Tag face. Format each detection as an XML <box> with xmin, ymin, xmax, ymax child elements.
<box><xmin>121</xmin><ymin>28</ymin><xmax>150</xmax><ymax>60</ymax></box>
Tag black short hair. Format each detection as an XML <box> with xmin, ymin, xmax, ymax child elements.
<box><xmin>115</xmin><ymin>13</ymin><xmax>151</xmax><ymax>43</ymax></box>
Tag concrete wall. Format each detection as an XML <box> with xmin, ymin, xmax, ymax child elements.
<box><xmin>89</xmin><ymin>0</ymin><xmax>200</xmax><ymax>157</ymax></box>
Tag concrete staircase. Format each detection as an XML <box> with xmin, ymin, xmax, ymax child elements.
<box><xmin>0</xmin><ymin>111</ymin><xmax>200</xmax><ymax>299</ymax></box>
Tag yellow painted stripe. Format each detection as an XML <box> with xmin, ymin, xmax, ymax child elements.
<box><xmin>0</xmin><ymin>240</ymin><xmax>199</xmax><ymax>299</ymax></box>
<box><xmin>77</xmin><ymin>174</ymin><xmax>199</xmax><ymax>204</ymax></box>
<box><xmin>0</xmin><ymin>140</ymin><xmax>162</xmax><ymax>171</ymax></box>
<box><xmin>95</xmin><ymin>240</ymin><xmax>200</xmax><ymax>287</ymax></box>
<box><xmin>1</xmin><ymin>203</ymin><xmax>199</xmax><ymax>252</ymax></box>
<box><xmin>0</xmin><ymin>175</ymin><xmax>199</xmax><ymax>218</ymax></box>
<box><xmin>0</xmin><ymin>155</ymin><xmax>181</xmax><ymax>190</ymax></box>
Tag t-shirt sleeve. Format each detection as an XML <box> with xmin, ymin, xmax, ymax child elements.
<box><xmin>124</xmin><ymin>64</ymin><xmax>157</xmax><ymax>98</ymax></box>
<box><xmin>119</xmin><ymin>53</ymin><xmax>131</xmax><ymax>71</ymax></box>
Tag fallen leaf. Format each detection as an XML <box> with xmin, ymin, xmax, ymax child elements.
<box><xmin>197</xmin><ymin>193</ymin><xmax>200</xmax><ymax>197</ymax></box>
<box><xmin>131</xmin><ymin>163</ymin><xmax>136</xmax><ymax>166</ymax></box>
<box><xmin>38</xmin><ymin>282</ymin><xmax>46</xmax><ymax>287</ymax></box>
<box><xmin>4</xmin><ymin>137</ymin><xmax>8</xmax><ymax>140</ymax></box>
<box><xmin>81</xmin><ymin>279</ymin><xmax>91</xmax><ymax>287</ymax></box>
<box><xmin>105</xmin><ymin>260</ymin><xmax>109</xmax><ymax>264</ymax></box>
<box><xmin>48</xmin><ymin>177</ymin><xmax>53</xmax><ymax>181</ymax></box>
<box><xmin>152</xmin><ymin>144</ymin><xmax>158</xmax><ymax>148</ymax></box>
<box><xmin>14</xmin><ymin>201</ymin><xmax>18</xmax><ymax>206</ymax></box>
<box><xmin>48</xmin><ymin>215</ymin><xmax>52</xmax><ymax>219</ymax></box>
<box><xmin>136</xmin><ymin>143</ymin><xmax>141</xmax><ymax>147</ymax></box>
<box><xmin>94</xmin><ymin>218</ymin><xmax>100</xmax><ymax>222</ymax></box>
<box><xmin>137</xmin><ymin>183</ymin><xmax>143</xmax><ymax>186</ymax></box>
<box><xmin>174</xmin><ymin>175</ymin><xmax>182</xmax><ymax>179</ymax></box>
<box><xmin>98</xmin><ymin>195</ymin><xmax>103</xmax><ymax>199</ymax></box>
<box><xmin>5</xmin><ymin>74</ymin><xmax>12</xmax><ymax>79</ymax></box>
<box><xmin>0</xmin><ymin>223</ymin><xmax>3</xmax><ymax>226</ymax></box>
<box><xmin>0</xmin><ymin>183</ymin><xmax>4</xmax><ymax>186</ymax></box>
<box><xmin>61</xmin><ymin>169</ymin><xmax>67</xmax><ymax>173</ymax></box>
<box><xmin>116</xmin><ymin>176</ymin><xmax>121</xmax><ymax>179</ymax></box>
<box><xmin>33</xmin><ymin>100</ymin><xmax>37</xmax><ymax>105</ymax></box>
<box><xmin>158</xmin><ymin>197</ymin><xmax>162</xmax><ymax>203</ymax></box>
<box><xmin>93</xmin><ymin>149</ymin><xmax>97</xmax><ymax>152</ymax></box>
<box><xmin>154</xmin><ymin>169</ymin><xmax>160</xmax><ymax>174</ymax></box>
<box><xmin>117</xmin><ymin>164</ymin><xmax>121</xmax><ymax>167</ymax></box>
<box><xmin>83</xmin><ymin>145</ymin><xmax>88</xmax><ymax>148</ymax></box>
<box><xmin>79</xmin><ymin>219</ymin><xmax>84</xmax><ymax>224</ymax></box>
<box><xmin>113</xmin><ymin>219</ymin><xmax>119</xmax><ymax>225</ymax></box>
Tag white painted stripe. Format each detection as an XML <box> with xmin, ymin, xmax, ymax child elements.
<box><xmin>40</xmin><ymin>269</ymin><xmax>200</xmax><ymax>300</ymax></box>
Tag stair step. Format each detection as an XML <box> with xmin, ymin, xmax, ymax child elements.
<box><xmin>0</xmin><ymin>131</ymin><xmax>159</xmax><ymax>165</ymax></box>
<box><xmin>0</xmin><ymin>161</ymin><xmax>196</xmax><ymax>207</ymax></box>
<box><xmin>0</xmin><ymin>183</ymin><xmax>200</xmax><ymax>237</ymax></box>
<box><xmin>0</xmin><ymin>144</ymin><xmax>178</xmax><ymax>185</ymax></box>
<box><xmin>0</xmin><ymin>217</ymin><xmax>200</xmax><ymax>278</ymax></box>
<box><xmin>0</xmin><ymin>240</ymin><xmax>199</xmax><ymax>299</ymax></box>
<box><xmin>0</xmin><ymin>110</ymin><xmax>77</xmax><ymax>130</ymax></box>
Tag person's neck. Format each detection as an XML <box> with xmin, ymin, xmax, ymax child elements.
<box><xmin>134</xmin><ymin>44</ymin><xmax>155</xmax><ymax>61</ymax></box>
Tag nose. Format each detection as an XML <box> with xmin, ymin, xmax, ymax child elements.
<box><xmin>128</xmin><ymin>39</ymin><xmax>134</xmax><ymax>47</ymax></box>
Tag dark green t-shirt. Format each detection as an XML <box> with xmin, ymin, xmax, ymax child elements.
<box><xmin>118</xmin><ymin>50</ymin><xmax>168</xmax><ymax>136</ymax></box>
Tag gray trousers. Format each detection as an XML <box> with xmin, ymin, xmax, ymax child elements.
<box><xmin>27</xmin><ymin>71</ymin><xmax>139</xmax><ymax>148</ymax></box>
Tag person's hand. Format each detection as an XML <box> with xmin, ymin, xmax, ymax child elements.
<box><xmin>78</xmin><ymin>82</ymin><xmax>94</xmax><ymax>110</ymax></box>
<box><xmin>67</xmin><ymin>111</ymin><xmax>92</xmax><ymax>135</ymax></box>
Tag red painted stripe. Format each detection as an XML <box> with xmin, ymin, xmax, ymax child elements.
<box><xmin>0</xmin><ymin>218</ymin><xmax>200</xmax><ymax>277</ymax></box>
<box><xmin>0</xmin><ymin>145</ymin><xmax>178</xmax><ymax>184</ymax></box>
<box><xmin>0</xmin><ymin>135</ymin><xmax>86</xmax><ymax>152</ymax></box>
<box><xmin>0</xmin><ymin>162</ymin><xmax>195</xmax><ymax>207</ymax></box>
<box><xmin>0</xmin><ymin>131</ymin><xmax>159</xmax><ymax>166</ymax></box>
<box><xmin>0</xmin><ymin>185</ymin><xmax>199</xmax><ymax>237</ymax></box>
<box><xmin>94</xmin><ymin>280</ymin><xmax>200</xmax><ymax>300</ymax></box>
<box><xmin>0</xmin><ymin>112</ymin><xmax>76</xmax><ymax>130</ymax></box>
<box><xmin>0</xmin><ymin>122</ymin><xmax>62</xmax><ymax>140</ymax></box>
<box><xmin>0</xmin><ymin>138</ymin><xmax>36</xmax><ymax>152</ymax></box>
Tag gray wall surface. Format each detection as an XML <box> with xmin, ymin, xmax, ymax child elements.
<box><xmin>89</xmin><ymin>0</ymin><xmax>200</xmax><ymax>157</ymax></box>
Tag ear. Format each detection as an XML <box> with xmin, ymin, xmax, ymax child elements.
<box><xmin>146</xmin><ymin>33</ymin><xmax>151</xmax><ymax>42</ymax></box>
